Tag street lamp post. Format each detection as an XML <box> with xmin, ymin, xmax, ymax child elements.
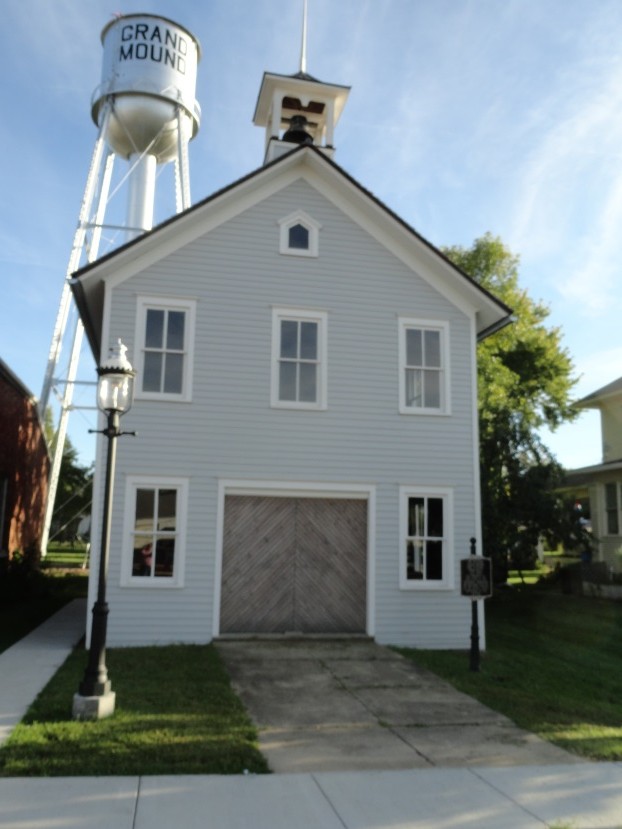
<box><xmin>72</xmin><ymin>339</ymin><xmax>135</xmax><ymax>721</ymax></box>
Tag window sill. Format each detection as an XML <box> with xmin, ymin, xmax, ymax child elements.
<box><xmin>399</xmin><ymin>407</ymin><xmax>451</xmax><ymax>416</ymax></box>
<box><xmin>399</xmin><ymin>581</ymin><xmax>454</xmax><ymax>591</ymax></box>
<box><xmin>271</xmin><ymin>401</ymin><xmax>327</xmax><ymax>411</ymax></box>
<box><xmin>279</xmin><ymin>248</ymin><xmax>318</xmax><ymax>258</ymax></box>
<box><xmin>134</xmin><ymin>393</ymin><xmax>193</xmax><ymax>404</ymax></box>
<box><xmin>121</xmin><ymin>579</ymin><xmax>184</xmax><ymax>589</ymax></box>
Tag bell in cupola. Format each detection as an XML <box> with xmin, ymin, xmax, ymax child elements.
<box><xmin>282</xmin><ymin>114</ymin><xmax>313</xmax><ymax>145</ymax></box>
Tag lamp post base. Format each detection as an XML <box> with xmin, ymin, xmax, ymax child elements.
<box><xmin>72</xmin><ymin>691</ymin><xmax>116</xmax><ymax>721</ymax></box>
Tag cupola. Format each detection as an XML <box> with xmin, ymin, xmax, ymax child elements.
<box><xmin>253</xmin><ymin>3</ymin><xmax>350</xmax><ymax>164</ymax></box>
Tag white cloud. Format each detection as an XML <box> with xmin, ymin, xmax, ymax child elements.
<box><xmin>502</xmin><ymin>47</ymin><xmax>622</xmax><ymax>316</ymax></box>
<box><xmin>559</xmin><ymin>173</ymin><xmax>622</xmax><ymax>313</ymax></box>
<box><xmin>5</xmin><ymin>0</ymin><xmax>106</xmax><ymax>96</ymax></box>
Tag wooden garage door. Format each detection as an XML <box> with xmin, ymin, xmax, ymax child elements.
<box><xmin>220</xmin><ymin>496</ymin><xmax>367</xmax><ymax>634</ymax></box>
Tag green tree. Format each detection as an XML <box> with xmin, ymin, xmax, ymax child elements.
<box><xmin>44</xmin><ymin>410</ymin><xmax>93</xmax><ymax>543</ymax></box>
<box><xmin>442</xmin><ymin>233</ymin><xmax>585</xmax><ymax>580</ymax></box>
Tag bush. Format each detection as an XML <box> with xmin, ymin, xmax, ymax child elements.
<box><xmin>0</xmin><ymin>546</ymin><xmax>44</xmax><ymax>602</ymax></box>
<box><xmin>582</xmin><ymin>562</ymin><xmax>611</xmax><ymax>585</ymax></box>
<box><xmin>540</xmin><ymin>561</ymin><xmax>583</xmax><ymax>594</ymax></box>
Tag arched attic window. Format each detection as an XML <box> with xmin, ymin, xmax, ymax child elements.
<box><xmin>278</xmin><ymin>210</ymin><xmax>321</xmax><ymax>257</ymax></box>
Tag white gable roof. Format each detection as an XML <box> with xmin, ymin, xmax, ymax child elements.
<box><xmin>71</xmin><ymin>145</ymin><xmax>511</xmax><ymax>359</ymax></box>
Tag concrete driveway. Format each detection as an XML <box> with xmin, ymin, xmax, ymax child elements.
<box><xmin>216</xmin><ymin>639</ymin><xmax>581</xmax><ymax>774</ymax></box>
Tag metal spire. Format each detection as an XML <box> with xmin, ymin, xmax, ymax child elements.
<box><xmin>299</xmin><ymin>0</ymin><xmax>308</xmax><ymax>73</ymax></box>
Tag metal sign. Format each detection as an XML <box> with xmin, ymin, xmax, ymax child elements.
<box><xmin>461</xmin><ymin>556</ymin><xmax>492</xmax><ymax>599</ymax></box>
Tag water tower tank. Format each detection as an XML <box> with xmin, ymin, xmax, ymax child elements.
<box><xmin>91</xmin><ymin>13</ymin><xmax>201</xmax><ymax>163</ymax></box>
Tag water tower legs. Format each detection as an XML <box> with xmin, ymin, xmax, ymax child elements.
<box><xmin>127</xmin><ymin>153</ymin><xmax>157</xmax><ymax>242</ymax></box>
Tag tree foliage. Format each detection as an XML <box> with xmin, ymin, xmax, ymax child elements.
<box><xmin>44</xmin><ymin>410</ymin><xmax>93</xmax><ymax>543</ymax></box>
<box><xmin>442</xmin><ymin>234</ymin><xmax>587</xmax><ymax>578</ymax></box>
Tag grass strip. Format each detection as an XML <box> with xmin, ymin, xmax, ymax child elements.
<box><xmin>0</xmin><ymin>644</ymin><xmax>269</xmax><ymax>776</ymax></box>
<box><xmin>398</xmin><ymin>588</ymin><xmax>622</xmax><ymax>761</ymax></box>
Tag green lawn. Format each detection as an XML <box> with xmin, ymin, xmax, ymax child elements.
<box><xmin>4</xmin><ymin>558</ymin><xmax>621</xmax><ymax>773</ymax></box>
<box><xmin>508</xmin><ymin>559</ymin><xmax>551</xmax><ymax>585</ymax></box>
<box><xmin>41</xmin><ymin>542</ymin><xmax>90</xmax><ymax>571</ymax></box>
<box><xmin>1</xmin><ymin>544</ymin><xmax>267</xmax><ymax>777</ymax></box>
<box><xmin>400</xmin><ymin>587</ymin><xmax>622</xmax><ymax>761</ymax></box>
<box><xmin>0</xmin><ymin>644</ymin><xmax>269</xmax><ymax>777</ymax></box>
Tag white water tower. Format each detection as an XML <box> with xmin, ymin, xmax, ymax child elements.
<box><xmin>40</xmin><ymin>13</ymin><xmax>201</xmax><ymax>553</ymax></box>
<box><xmin>92</xmin><ymin>13</ymin><xmax>201</xmax><ymax>236</ymax></box>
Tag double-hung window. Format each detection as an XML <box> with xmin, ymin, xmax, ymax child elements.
<box><xmin>135</xmin><ymin>296</ymin><xmax>196</xmax><ymax>401</ymax></box>
<box><xmin>605</xmin><ymin>482</ymin><xmax>621</xmax><ymax>535</ymax></box>
<box><xmin>399</xmin><ymin>318</ymin><xmax>449</xmax><ymax>414</ymax></box>
<box><xmin>400</xmin><ymin>486</ymin><xmax>453</xmax><ymax>589</ymax></box>
<box><xmin>271</xmin><ymin>307</ymin><xmax>327</xmax><ymax>409</ymax></box>
<box><xmin>121</xmin><ymin>476</ymin><xmax>188</xmax><ymax>587</ymax></box>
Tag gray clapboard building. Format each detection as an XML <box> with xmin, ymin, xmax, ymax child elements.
<box><xmin>72</xmin><ymin>64</ymin><xmax>510</xmax><ymax>648</ymax></box>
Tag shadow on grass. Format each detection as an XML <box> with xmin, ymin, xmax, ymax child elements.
<box><xmin>0</xmin><ymin>645</ymin><xmax>270</xmax><ymax>777</ymax></box>
<box><xmin>398</xmin><ymin>588</ymin><xmax>622</xmax><ymax>762</ymax></box>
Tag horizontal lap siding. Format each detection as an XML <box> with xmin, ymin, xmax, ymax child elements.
<box><xmin>102</xmin><ymin>178</ymin><xmax>478</xmax><ymax>648</ymax></box>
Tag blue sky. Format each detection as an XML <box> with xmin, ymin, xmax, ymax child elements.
<box><xmin>1</xmin><ymin>0</ymin><xmax>621</xmax><ymax>469</ymax></box>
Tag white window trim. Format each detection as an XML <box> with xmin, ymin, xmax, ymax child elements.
<box><xmin>278</xmin><ymin>209</ymin><xmax>321</xmax><ymax>257</ymax></box>
<box><xmin>120</xmin><ymin>475</ymin><xmax>189</xmax><ymax>588</ymax></box>
<box><xmin>270</xmin><ymin>306</ymin><xmax>328</xmax><ymax>410</ymax></box>
<box><xmin>603</xmin><ymin>482</ymin><xmax>622</xmax><ymax>536</ymax></box>
<box><xmin>398</xmin><ymin>317</ymin><xmax>451</xmax><ymax>415</ymax></box>
<box><xmin>134</xmin><ymin>295</ymin><xmax>196</xmax><ymax>403</ymax></box>
<box><xmin>399</xmin><ymin>485</ymin><xmax>454</xmax><ymax>590</ymax></box>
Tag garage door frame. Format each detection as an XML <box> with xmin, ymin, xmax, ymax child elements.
<box><xmin>213</xmin><ymin>479</ymin><xmax>376</xmax><ymax>637</ymax></box>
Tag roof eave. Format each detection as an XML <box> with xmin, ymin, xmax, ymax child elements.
<box><xmin>69</xmin><ymin>276</ymin><xmax>103</xmax><ymax>364</ymax></box>
<box><xmin>71</xmin><ymin>144</ymin><xmax>511</xmax><ymax>350</ymax></box>
<box><xmin>253</xmin><ymin>71</ymin><xmax>351</xmax><ymax>126</ymax></box>
<box><xmin>576</xmin><ymin>379</ymin><xmax>622</xmax><ymax>409</ymax></box>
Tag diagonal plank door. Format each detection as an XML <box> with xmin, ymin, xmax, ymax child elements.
<box><xmin>220</xmin><ymin>496</ymin><xmax>367</xmax><ymax>634</ymax></box>
<box><xmin>294</xmin><ymin>498</ymin><xmax>367</xmax><ymax>633</ymax></box>
<box><xmin>220</xmin><ymin>496</ymin><xmax>296</xmax><ymax>633</ymax></box>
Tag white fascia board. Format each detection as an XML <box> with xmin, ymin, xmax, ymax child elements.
<box><xmin>75</xmin><ymin>147</ymin><xmax>508</xmax><ymax>336</ymax></box>
<box><xmin>82</xmin><ymin>162</ymin><xmax>309</xmax><ymax>294</ymax></box>
<box><xmin>576</xmin><ymin>380</ymin><xmax>622</xmax><ymax>409</ymax></box>
<box><xmin>567</xmin><ymin>460</ymin><xmax>622</xmax><ymax>476</ymax></box>
<box><xmin>72</xmin><ymin>153</ymin><xmax>315</xmax><ymax>354</ymax></box>
<box><xmin>297</xmin><ymin>153</ymin><xmax>509</xmax><ymax>334</ymax></box>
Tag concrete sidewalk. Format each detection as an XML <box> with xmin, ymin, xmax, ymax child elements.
<box><xmin>0</xmin><ymin>598</ymin><xmax>86</xmax><ymax>745</ymax></box>
<box><xmin>1</xmin><ymin>764</ymin><xmax>621</xmax><ymax>828</ymax></box>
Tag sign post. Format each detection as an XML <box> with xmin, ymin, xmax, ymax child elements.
<box><xmin>461</xmin><ymin>538</ymin><xmax>492</xmax><ymax>672</ymax></box>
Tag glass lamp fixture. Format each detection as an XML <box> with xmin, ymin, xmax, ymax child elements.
<box><xmin>97</xmin><ymin>339</ymin><xmax>135</xmax><ymax>414</ymax></box>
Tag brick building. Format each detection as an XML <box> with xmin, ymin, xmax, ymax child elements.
<box><xmin>0</xmin><ymin>359</ymin><xmax>49</xmax><ymax>557</ymax></box>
